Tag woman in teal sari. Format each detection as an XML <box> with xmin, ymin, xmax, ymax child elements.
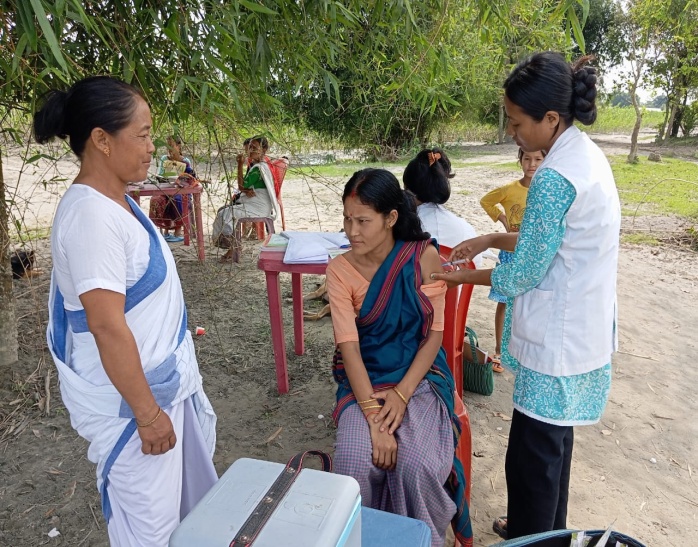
<box><xmin>326</xmin><ymin>169</ymin><xmax>472</xmax><ymax>547</ymax></box>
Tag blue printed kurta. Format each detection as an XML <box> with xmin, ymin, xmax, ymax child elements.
<box><xmin>491</xmin><ymin>168</ymin><xmax>612</xmax><ymax>426</ymax></box>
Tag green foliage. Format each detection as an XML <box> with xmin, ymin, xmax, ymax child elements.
<box><xmin>646</xmin><ymin>94</ymin><xmax>668</xmax><ymax>109</ymax></box>
<box><xmin>571</xmin><ymin>0</ymin><xmax>625</xmax><ymax>66</ymax></box>
<box><xmin>629</xmin><ymin>0</ymin><xmax>698</xmax><ymax>139</ymax></box>
<box><xmin>284</xmin><ymin>0</ymin><xmax>588</xmax><ymax>152</ymax></box>
<box><xmin>680</xmin><ymin>101</ymin><xmax>698</xmax><ymax>136</ymax></box>
<box><xmin>610</xmin><ymin>92</ymin><xmax>632</xmax><ymax>107</ymax></box>
<box><xmin>610</xmin><ymin>155</ymin><xmax>698</xmax><ymax>218</ymax></box>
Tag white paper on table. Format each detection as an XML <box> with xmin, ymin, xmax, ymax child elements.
<box><xmin>280</xmin><ymin>231</ymin><xmax>350</xmax><ymax>264</ymax></box>
<box><xmin>283</xmin><ymin>236</ymin><xmax>329</xmax><ymax>264</ymax></box>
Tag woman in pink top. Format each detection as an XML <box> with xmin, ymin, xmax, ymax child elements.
<box><xmin>326</xmin><ymin>168</ymin><xmax>472</xmax><ymax>547</ymax></box>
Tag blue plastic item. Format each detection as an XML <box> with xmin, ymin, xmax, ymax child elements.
<box><xmin>492</xmin><ymin>528</ymin><xmax>646</xmax><ymax>547</ymax></box>
<box><xmin>361</xmin><ymin>507</ymin><xmax>431</xmax><ymax>547</ymax></box>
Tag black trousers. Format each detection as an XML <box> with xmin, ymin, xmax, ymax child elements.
<box><xmin>505</xmin><ymin>408</ymin><xmax>574</xmax><ymax>539</ymax></box>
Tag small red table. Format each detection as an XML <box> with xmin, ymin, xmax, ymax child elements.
<box><xmin>127</xmin><ymin>183</ymin><xmax>205</xmax><ymax>261</ymax></box>
<box><xmin>257</xmin><ymin>250</ymin><xmax>328</xmax><ymax>394</ymax></box>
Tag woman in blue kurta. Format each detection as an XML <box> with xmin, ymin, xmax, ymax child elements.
<box><xmin>433</xmin><ymin>52</ymin><xmax>620</xmax><ymax>540</ymax></box>
<box><xmin>326</xmin><ymin>168</ymin><xmax>472</xmax><ymax>547</ymax></box>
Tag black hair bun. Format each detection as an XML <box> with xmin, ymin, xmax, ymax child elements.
<box><xmin>572</xmin><ymin>66</ymin><xmax>598</xmax><ymax>126</ymax></box>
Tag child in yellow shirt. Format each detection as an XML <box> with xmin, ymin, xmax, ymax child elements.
<box><xmin>480</xmin><ymin>148</ymin><xmax>546</xmax><ymax>371</ymax></box>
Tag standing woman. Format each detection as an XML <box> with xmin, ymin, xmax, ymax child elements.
<box><xmin>432</xmin><ymin>52</ymin><xmax>620</xmax><ymax>539</ymax></box>
<box><xmin>35</xmin><ymin>76</ymin><xmax>217</xmax><ymax>546</ymax></box>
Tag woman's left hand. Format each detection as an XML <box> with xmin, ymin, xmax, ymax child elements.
<box><xmin>430</xmin><ymin>267</ymin><xmax>476</xmax><ymax>285</ymax></box>
<box><xmin>370</xmin><ymin>388</ymin><xmax>408</xmax><ymax>434</ymax></box>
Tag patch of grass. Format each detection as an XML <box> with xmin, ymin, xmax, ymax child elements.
<box><xmin>13</xmin><ymin>226</ymin><xmax>51</xmax><ymax>244</ymax></box>
<box><xmin>622</xmin><ymin>233</ymin><xmax>661</xmax><ymax>246</ymax></box>
<box><xmin>455</xmin><ymin>189</ymin><xmax>471</xmax><ymax>196</ymax></box>
<box><xmin>586</xmin><ymin>106</ymin><xmax>665</xmax><ymax>134</ymax></box>
<box><xmin>443</xmin><ymin>148</ymin><xmax>502</xmax><ymax>162</ymax></box>
<box><xmin>610</xmin><ymin>156</ymin><xmax>698</xmax><ymax>218</ymax></box>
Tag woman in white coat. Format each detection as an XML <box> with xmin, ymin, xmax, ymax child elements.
<box><xmin>432</xmin><ymin>52</ymin><xmax>620</xmax><ymax>540</ymax></box>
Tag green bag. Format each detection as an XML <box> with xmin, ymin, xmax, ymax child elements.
<box><xmin>462</xmin><ymin>327</ymin><xmax>494</xmax><ymax>396</ymax></box>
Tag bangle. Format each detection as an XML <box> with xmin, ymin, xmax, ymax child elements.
<box><xmin>364</xmin><ymin>410</ymin><xmax>380</xmax><ymax>418</ymax></box>
<box><xmin>393</xmin><ymin>387</ymin><xmax>408</xmax><ymax>405</ymax></box>
<box><xmin>136</xmin><ymin>407</ymin><xmax>162</xmax><ymax>428</ymax></box>
<box><xmin>357</xmin><ymin>398</ymin><xmax>376</xmax><ymax>405</ymax></box>
<box><xmin>360</xmin><ymin>404</ymin><xmax>383</xmax><ymax>410</ymax></box>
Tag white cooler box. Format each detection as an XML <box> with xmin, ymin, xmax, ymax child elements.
<box><xmin>170</xmin><ymin>457</ymin><xmax>361</xmax><ymax>547</ymax></box>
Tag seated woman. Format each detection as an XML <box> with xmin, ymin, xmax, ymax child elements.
<box><xmin>326</xmin><ymin>168</ymin><xmax>472</xmax><ymax>547</ymax></box>
<box><xmin>402</xmin><ymin>148</ymin><xmax>480</xmax><ymax>265</ymax></box>
<box><xmin>216</xmin><ymin>135</ymin><xmax>281</xmax><ymax>261</ymax></box>
<box><xmin>149</xmin><ymin>135</ymin><xmax>197</xmax><ymax>242</ymax></box>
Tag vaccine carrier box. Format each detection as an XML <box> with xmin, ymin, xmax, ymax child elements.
<box><xmin>170</xmin><ymin>457</ymin><xmax>362</xmax><ymax>547</ymax></box>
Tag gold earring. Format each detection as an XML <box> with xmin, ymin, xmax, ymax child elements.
<box><xmin>104</xmin><ymin>148</ymin><xmax>111</xmax><ymax>157</ymax></box>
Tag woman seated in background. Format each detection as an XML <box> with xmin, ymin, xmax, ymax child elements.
<box><xmin>149</xmin><ymin>135</ymin><xmax>197</xmax><ymax>242</ymax></box>
<box><xmin>402</xmin><ymin>148</ymin><xmax>480</xmax><ymax>266</ymax></box>
<box><xmin>215</xmin><ymin>135</ymin><xmax>281</xmax><ymax>262</ymax></box>
<box><xmin>326</xmin><ymin>168</ymin><xmax>472</xmax><ymax>547</ymax></box>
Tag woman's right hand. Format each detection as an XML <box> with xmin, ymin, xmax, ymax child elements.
<box><xmin>368</xmin><ymin>418</ymin><xmax>397</xmax><ymax>470</ymax></box>
<box><xmin>236</xmin><ymin>152</ymin><xmax>246</xmax><ymax>164</ymax></box>
<box><xmin>137</xmin><ymin>408</ymin><xmax>177</xmax><ymax>456</ymax></box>
<box><xmin>449</xmin><ymin>234</ymin><xmax>494</xmax><ymax>263</ymax></box>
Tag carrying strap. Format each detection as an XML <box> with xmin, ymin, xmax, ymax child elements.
<box><xmin>229</xmin><ymin>451</ymin><xmax>333</xmax><ymax>547</ymax></box>
<box><xmin>465</xmin><ymin>326</ymin><xmax>480</xmax><ymax>364</ymax></box>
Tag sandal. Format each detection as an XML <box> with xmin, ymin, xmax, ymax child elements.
<box><xmin>492</xmin><ymin>354</ymin><xmax>504</xmax><ymax>374</ymax></box>
<box><xmin>492</xmin><ymin>516</ymin><xmax>508</xmax><ymax>540</ymax></box>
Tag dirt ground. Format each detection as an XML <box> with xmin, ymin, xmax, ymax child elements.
<box><xmin>1</xmin><ymin>135</ymin><xmax>697</xmax><ymax>546</ymax></box>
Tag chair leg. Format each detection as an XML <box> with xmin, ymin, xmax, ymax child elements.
<box><xmin>232</xmin><ymin>221</ymin><xmax>243</xmax><ymax>263</ymax></box>
<box><xmin>279</xmin><ymin>199</ymin><xmax>286</xmax><ymax>231</ymax></box>
<box><xmin>255</xmin><ymin>222</ymin><xmax>266</xmax><ymax>240</ymax></box>
<box><xmin>264</xmin><ymin>219</ymin><xmax>276</xmax><ymax>235</ymax></box>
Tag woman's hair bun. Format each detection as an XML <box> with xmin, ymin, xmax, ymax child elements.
<box><xmin>33</xmin><ymin>89</ymin><xmax>69</xmax><ymax>144</ymax></box>
<box><xmin>572</xmin><ymin>63</ymin><xmax>598</xmax><ymax>126</ymax></box>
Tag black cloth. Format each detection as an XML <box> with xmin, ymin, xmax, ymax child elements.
<box><xmin>505</xmin><ymin>408</ymin><xmax>574</xmax><ymax>539</ymax></box>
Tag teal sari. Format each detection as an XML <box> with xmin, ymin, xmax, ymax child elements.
<box><xmin>332</xmin><ymin>239</ymin><xmax>473</xmax><ymax>546</ymax></box>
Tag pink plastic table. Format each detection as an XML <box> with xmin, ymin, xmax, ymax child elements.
<box><xmin>127</xmin><ymin>183</ymin><xmax>206</xmax><ymax>262</ymax></box>
<box><xmin>257</xmin><ymin>250</ymin><xmax>328</xmax><ymax>394</ymax></box>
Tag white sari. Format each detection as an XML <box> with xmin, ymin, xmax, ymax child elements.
<box><xmin>47</xmin><ymin>195</ymin><xmax>216</xmax><ymax>544</ymax></box>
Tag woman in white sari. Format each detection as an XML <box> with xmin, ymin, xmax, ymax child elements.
<box><xmin>215</xmin><ymin>135</ymin><xmax>281</xmax><ymax>262</ymax></box>
<box><xmin>34</xmin><ymin>76</ymin><xmax>217</xmax><ymax>546</ymax></box>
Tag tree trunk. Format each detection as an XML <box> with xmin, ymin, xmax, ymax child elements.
<box><xmin>671</xmin><ymin>105</ymin><xmax>684</xmax><ymax>138</ymax></box>
<box><xmin>0</xmin><ymin>147</ymin><xmax>19</xmax><ymax>367</ymax></box>
<box><xmin>498</xmin><ymin>101</ymin><xmax>505</xmax><ymax>144</ymax></box>
<box><xmin>663</xmin><ymin>104</ymin><xmax>677</xmax><ymax>143</ymax></box>
<box><xmin>658</xmin><ymin>101</ymin><xmax>670</xmax><ymax>141</ymax></box>
<box><xmin>627</xmin><ymin>87</ymin><xmax>642</xmax><ymax>164</ymax></box>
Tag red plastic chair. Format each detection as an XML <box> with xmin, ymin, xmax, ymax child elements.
<box><xmin>254</xmin><ymin>157</ymin><xmax>288</xmax><ymax>239</ymax></box>
<box><xmin>440</xmin><ymin>245</ymin><xmax>475</xmax><ymax>513</ymax></box>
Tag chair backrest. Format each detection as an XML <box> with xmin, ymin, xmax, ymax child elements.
<box><xmin>265</xmin><ymin>157</ymin><xmax>289</xmax><ymax>197</ymax></box>
<box><xmin>440</xmin><ymin>245</ymin><xmax>476</xmax><ymax>399</ymax></box>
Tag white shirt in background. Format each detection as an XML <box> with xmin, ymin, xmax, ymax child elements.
<box><xmin>417</xmin><ymin>202</ymin><xmax>482</xmax><ymax>267</ymax></box>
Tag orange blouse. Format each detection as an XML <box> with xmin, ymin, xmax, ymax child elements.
<box><xmin>326</xmin><ymin>254</ymin><xmax>446</xmax><ymax>345</ymax></box>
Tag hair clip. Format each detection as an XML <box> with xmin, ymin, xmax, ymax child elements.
<box><xmin>427</xmin><ymin>151</ymin><xmax>442</xmax><ymax>166</ymax></box>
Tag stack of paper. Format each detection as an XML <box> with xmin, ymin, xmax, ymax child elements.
<box><xmin>259</xmin><ymin>233</ymin><xmax>289</xmax><ymax>251</ymax></box>
<box><xmin>280</xmin><ymin>231</ymin><xmax>350</xmax><ymax>264</ymax></box>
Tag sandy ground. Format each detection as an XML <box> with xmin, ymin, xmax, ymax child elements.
<box><xmin>1</xmin><ymin>135</ymin><xmax>697</xmax><ymax>546</ymax></box>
